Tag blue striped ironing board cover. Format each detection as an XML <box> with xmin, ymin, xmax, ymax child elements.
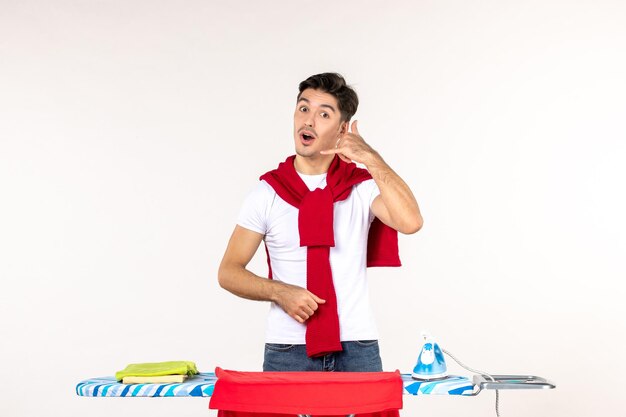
<box><xmin>76</xmin><ymin>373</ymin><xmax>474</xmax><ymax>397</ymax></box>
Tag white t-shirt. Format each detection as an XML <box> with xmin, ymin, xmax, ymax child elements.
<box><xmin>237</xmin><ymin>173</ymin><xmax>381</xmax><ymax>344</ymax></box>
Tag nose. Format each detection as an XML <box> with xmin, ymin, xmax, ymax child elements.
<box><xmin>303</xmin><ymin>113</ymin><xmax>314</xmax><ymax>128</ymax></box>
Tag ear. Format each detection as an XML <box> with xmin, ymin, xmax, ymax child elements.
<box><xmin>339</xmin><ymin>120</ymin><xmax>349</xmax><ymax>135</ymax></box>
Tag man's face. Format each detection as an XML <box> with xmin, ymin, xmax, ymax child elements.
<box><xmin>293</xmin><ymin>88</ymin><xmax>348</xmax><ymax>159</ymax></box>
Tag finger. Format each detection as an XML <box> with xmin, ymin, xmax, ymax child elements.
<box><xmin>311</xmin><ymin>293</ymin><xmax>326</xmax><ymax>304</ymax></box>
<box><xmin>305</xmin><ymin>299</ymin><xmax>319</xmax><ymax>312</ymax></box>
<box><xmin>338</xmin><ymin>153</ymin><xmax>352</xmax><ymax>163</ymax></box>
<box><xmin>293</xmin><ymin>311</ymin><xmax>310</xmax><ymax>322</ymax></box>
<box><xmin>320</xmin><ymin>148</ymin><xmax>352</xmax><ymax>163</ymax></box>
<box><xmin>302</xmin><ymin>305</ymin><xmax>315</xmax><ymax>316</ymax></box>
<box><xmin>351</xmin><ymin>120</ymin><xmax>359</xmax><ymax>135</ymax></box>
<box><xmin>320</xmin><ymin>145</ymin><xmax>350</xmax><ymax>155</ymax></box>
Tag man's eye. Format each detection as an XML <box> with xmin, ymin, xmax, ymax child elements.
<box><xmin>300</xmin><ymin>106</ymin><xmax>308</xmax><ymax>112</ymax></box>
<box><xmin>321</xmin><ymin>112</ymin><xmax>329</xmax><ymax>118</ymax></box>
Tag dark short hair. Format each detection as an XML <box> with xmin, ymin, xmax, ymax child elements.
<box><xmin>297</xmin><ymin>73</ymin><xmax>359</xmax><ymax>122</ymax></box>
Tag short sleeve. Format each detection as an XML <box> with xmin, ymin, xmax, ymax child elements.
<box><xmin>353</xmin><ymin>179</ymin><xmax>381</xmax><ymax>223</ymax></box>
<box><xmin>236</xmin><ymin>180</ymin><xmax>274</xmax><ymax>235</ymax></box>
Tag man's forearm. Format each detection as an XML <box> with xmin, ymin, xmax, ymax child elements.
<box><xmin>218</xmin><ymin>263</ymin><xmax>280</xmax><ymax>302</ymax></box>
<box><xmin>366</xmin><ymin>151</ymin><xmax>423</xmax><ymax>234</ymax></box>
<box><xmin>218</xmin><ymin>263</ymin><xmax>326</xmax><ymax>324</ymax></box>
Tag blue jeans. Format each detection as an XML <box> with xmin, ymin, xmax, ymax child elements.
<box><xmin>263</xmin><ymin>340</ymin><xmax>383</xmax><ymax>372</ymax></box>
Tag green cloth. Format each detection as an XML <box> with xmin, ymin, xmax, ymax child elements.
<box><xmin>115</xmin><ymin>361</ymin><xmax>198</xmax><ymax>381</ymax></box>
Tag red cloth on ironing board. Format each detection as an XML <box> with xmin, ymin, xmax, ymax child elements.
<box><xmin>208</xmin><ymin>367</ymin><xmax>402</xmax><ymax>417</ymax></box>
<box><xmin>216</xmin><ymin>411</ymin><xmax>400</xmax><ymax>417</ymax></box>
<box><xmin>260</xmin><ymin>155</ymin><xmax>401</xmax><ymax>358</ymax></box>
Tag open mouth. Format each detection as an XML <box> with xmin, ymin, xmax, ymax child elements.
<box><xmin>300</xmin><ymin>131</ymin><xmax>316</xmax><ymax>144</ymax></box>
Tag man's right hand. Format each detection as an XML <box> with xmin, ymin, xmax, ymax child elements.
<box><xmin>272</xmin><ymin>282</ymin><xmax>326</xmax><ymax>324</ymax></box>
<box><xmin>219</xmin><ymin>226</ymin><xmax>326</xmax><ymax>324</ymax></box>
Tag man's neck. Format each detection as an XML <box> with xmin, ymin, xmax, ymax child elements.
<box><xmin>293</xmin><ymin>154</ymin><xmax>334</xmax><ymax>175</ymax></box>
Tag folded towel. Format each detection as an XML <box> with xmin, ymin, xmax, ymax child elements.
<box><xmin>122</xmin><ymin>375</ymin><xmax>188</xmax><ymax>384</ymax></box>
<box><xmin>115</xmin><ymin>361</ymin><xmax>198</xmax><ymax>381</ymax></box>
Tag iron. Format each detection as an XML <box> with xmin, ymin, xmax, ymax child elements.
<box><xmin>412</xmin><ymin>332</ymin><xmax>449</xmax><ymax>380</ymax></box>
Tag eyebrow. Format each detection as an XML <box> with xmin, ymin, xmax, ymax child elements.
<box><xmin>297</xmin><ymin>97</ymin><xmax>337</xmax><ymax>113</ymax></box>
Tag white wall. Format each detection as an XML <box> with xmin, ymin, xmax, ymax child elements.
<box><xmin>1</xmin><ymin>1</ymin><xmax>624</xmax><ymax>416</ymax></box>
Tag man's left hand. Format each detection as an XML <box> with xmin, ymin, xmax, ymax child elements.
<box><xmin>320</xmin><ymin>120</ymin><xmax>378</xmax><ymax>165</ymax></box>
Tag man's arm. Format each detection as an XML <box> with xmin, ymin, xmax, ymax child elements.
<box><xmin>368</xmin><ymin>158</ymin><xmax>422</xmax><ymax>234</ymax></box>
<box><xmin>218</xmin><ymin>225</ymin><xmax>325</xmax><ymax>323</ymax></box>
<box><xmin>320</xmin><ymin>120</ymin><xmax>423</xmax><ymax>234</ymax></box>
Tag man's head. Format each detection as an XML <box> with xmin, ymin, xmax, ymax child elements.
<box><xmin>293</xmin><ymin>73</ymin><xmax>359</xmax><ymax>162</ymax></box>
<box><xmin>297</xmin><ymin>73</ymin><xmax>359</xmax><ymax>123</ymax></box>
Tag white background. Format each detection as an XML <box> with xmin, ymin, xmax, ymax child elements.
<box><xmin>1</xmin><ymin>1</ymin><xmax>624</xmax><ymax>416</ymax></box>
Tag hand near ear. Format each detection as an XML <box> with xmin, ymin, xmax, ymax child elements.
<box><xmin>320</xmin><ymin>120</ymin><xmax>378</xmax><ymax>165</ymax></box>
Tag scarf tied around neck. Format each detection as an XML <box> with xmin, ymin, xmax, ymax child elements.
<box><xmin>260</xmin><ymin>155</ymin><xmax>401</xmax><ymax>357</ymax></box>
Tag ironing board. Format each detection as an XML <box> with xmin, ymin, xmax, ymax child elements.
<box><xmin>75</xmin><ymin>372</ymin><xmax>476</xmax><ymax>398</ymax></box>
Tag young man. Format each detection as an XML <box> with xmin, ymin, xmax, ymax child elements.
<box><xmin>218</xmin><ymin>73</ymin><xmax>422</xmax><ymax>372</ymax></box>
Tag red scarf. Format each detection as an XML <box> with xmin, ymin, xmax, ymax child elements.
<box><xmin>260</xmin><ymin>155</ymin><xmax>401</xmax><ymax>358</ymax></box>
